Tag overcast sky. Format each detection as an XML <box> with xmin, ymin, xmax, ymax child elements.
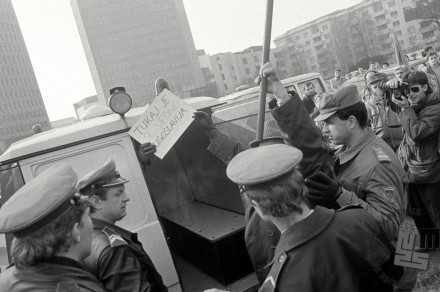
<box><xmin>11</xmin><ymin>0</ymin><xmax>361</xmax><ymax>121</ymax></box>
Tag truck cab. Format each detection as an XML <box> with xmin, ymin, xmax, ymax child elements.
<box><xmin>0</xmin><ymin>97</ymin><xmax>254</xmax><ymax>291</ymax></box>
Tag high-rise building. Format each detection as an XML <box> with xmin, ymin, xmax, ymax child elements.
<box><xmin>0</xmin><ymin>0</ymin><xmax>50</xmax><ymax>153</ymax></box>
<box><xmin>71</xmin><ymin>0</ymin><xmax>205</xmax><ymax>107</ymax></box>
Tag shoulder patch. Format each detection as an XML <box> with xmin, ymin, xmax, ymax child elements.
<box><xmin>336</xmin><ymin>204</ymin><xmax>363</xmax><ymax>212</ymax></box>
<box><xmin>381</xmin><ymin>186</ymin><xmax>396</xmax><ymax>204</ymax></box>
<box><xmin>101</xmin><ymin>226</ymin><xmax>128</xmax><ymax>248</ymax></box>
<box><xmin>371</xmin><ymin>145</ymin><xmax>391</xmax><ymax>163</ymax></box>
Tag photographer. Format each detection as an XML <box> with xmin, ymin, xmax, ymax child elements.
<box><xmin>364</xmin><ymin>71</ymin><xmax>403</xmax><ymax>151</ymax></box>
<box><xmin>388</xmin><ymin>70</ymin><xmax>440</xmax><ymax>247</ymax></box>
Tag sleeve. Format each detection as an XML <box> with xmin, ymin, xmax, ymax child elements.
<box><xmin>337</xmin><ymin>163</ymin><xmax>403</xmax><ymax>241</ymax></box>
<box><xmin>399</xmin><ymin>106</ymin><xmax>440</xmax><ymax>141</ymax></box>
<box><xmin>98</xmin><ymin>246</ymin><xmax>164</xmax><ymax>292</ymax></box>
<box><xmin>207</xmin><ymin>131</ymin><xmax>243</xmax><ymax>165</ymax></box>
<box><xmin>270</xmin><ymin>93</ymin><xmax>327</xmax><ymax>178</ymax></box>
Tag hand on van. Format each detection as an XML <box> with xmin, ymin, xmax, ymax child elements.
<box><xmin>139</xmin><ymin>142</ymin><xmax>156</xmax><ymax>164</ymax></box>
<box><xmin>193</xmin><ymin>111</ymin><xmax>218</xmax><ymax>139</ymax></box>
<box><xmin>256</xmin><ymin>62</ymin><xmax>290</xmax><ymax>104</ymax></box>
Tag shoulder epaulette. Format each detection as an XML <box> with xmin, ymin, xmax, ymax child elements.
<box><xmin>101</xmin><ymin>226</ymin><xmax>128</xmax><ymax>248</ymax></box>
<box><xmin>336</xmin><ymin>204</ymin><xmax>363</xmax><ymax>212</ymax></box>
<box><xmin>371</xmin><ymin>145</ymin><xmax>391</xmax><ymax>163</ymax></box>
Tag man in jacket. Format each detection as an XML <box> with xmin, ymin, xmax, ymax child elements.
<box><xmin>79</xmin><ymin>158</ymin><xmax>167</xmax><ymax>292</ymax></box>
<box><xmin>330</xmin><ymin>68</ymin><xmax>347</xmax><ymax>90</ymax></box>
<box><xmin>226</xmin><ymin>144</ymin><xmax>392</xmax><ymax>292</ymax></box>
<box><xmin>389</xmin><ymin>70</ymin><xmax>440</xmax><ymax>247</ymax></box>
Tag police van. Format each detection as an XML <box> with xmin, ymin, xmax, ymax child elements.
<box><xmin>0</xmin><ymin>73</ymin><xmax>327</xmax><ymax>291</ymax></box>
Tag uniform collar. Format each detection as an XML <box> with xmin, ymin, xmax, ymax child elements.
<box><xmin>335</xmin><ymin>130</ymin><xmax>376</xmax><ymax>165</ymax></box>
<box><xmin>92</xmin><ymin>218</ymin><xmax>133</xmax><ymax>240</ymax></box>
<box><xmin>274</xmin><ymin>206</ymin><xmax>334</xmax><ymax>254</ymax></box>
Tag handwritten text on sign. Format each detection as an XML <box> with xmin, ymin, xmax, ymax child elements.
<box><xmin>129</xmin><ymin>89</ymin><xmax>194</xmax><ymax>159</ymax></box>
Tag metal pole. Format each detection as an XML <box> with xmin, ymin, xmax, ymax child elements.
<box><xmin>256</xmin><ymin>0</ymin><xmax>274</xmax><ymax>142</ymax></box>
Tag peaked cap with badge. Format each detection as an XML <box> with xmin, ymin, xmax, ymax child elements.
<box><xmin>226</xmin><ymin>144</ymin><xmax>303</xmax><ymax>186</ymax></box>
<box><xmin>77</xmin><ymin>158</ymin><xmax>129</xmax><ymax>193</ymax></box>
<box><xmin>314</xmin><ymin>85</ymin><xmax>361</xmax><ymax>122</ymax></box>
<box><xmin>0</xmin><ymin>163</ymin><xmax>79</xmax><ymax>238</ymax></box>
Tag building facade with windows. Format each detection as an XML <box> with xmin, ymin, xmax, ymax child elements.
<box><xmin>0</xmin><ymin>0</ymin><xmax>50</xmax><ymax>153</ymax></box>
<box><xmin>274</xmin><ymin>0</ymin><xmax>440</xmax><ymax>77</ymax></box>
<box><xmin>71</xmin><ymin>0</ymin><xmax>205</xmax><ymax>107</ymax></box>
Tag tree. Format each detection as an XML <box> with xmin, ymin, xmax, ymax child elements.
<box><xmin>404</xmin><ymin>0</ymin><xmax>440</xmax><ymax>28</ymax></box>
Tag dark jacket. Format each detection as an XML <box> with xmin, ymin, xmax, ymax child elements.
<box><xmin>259</xmin><ymin>206</ymin><xmax>391</xmax><ymax>292</ymax></box>
<box><xmin>398</xmin><ymin>92</ymin><xmax>440</xmax><ymax>184</ymax></box>
<box><xmin>83</xmin><ymin>218</ymin><xmax>167</xmax><ymax>292</ymax></box>
<box><xmin>335</xmin><ymin>130</ymin><xmax>406</xmax><ymax>241</ymax></box>
<box><xmin>0</xmin><ymin>257</ymin><xmax>105</xmax><ymax>292</ymax></box>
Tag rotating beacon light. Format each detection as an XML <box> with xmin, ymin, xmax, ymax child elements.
<box><xmin>108</xmin><ymin>87</ymin><xmax>132</xmax><ymax>118</ymax></box>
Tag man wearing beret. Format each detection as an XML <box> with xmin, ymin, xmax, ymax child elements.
<box><xmin>330</xmin><ymin>68</ymin><xmax>347</xmax><ymax>90</ymax></box>
<box><xmin>78</xmin><ymin>158</ymin><xmax>167</xmax><ymax>292</ymax></box>
<box><xmin>226</xmin><ymin>144</ymin><xmax>392</xmax><ymax>292</ymax></box>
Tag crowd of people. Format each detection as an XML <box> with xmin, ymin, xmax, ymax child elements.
<box><xmin>0</xmin><ymin>46</ymin><xmax>440</xmax><ymax>292</ymax></box>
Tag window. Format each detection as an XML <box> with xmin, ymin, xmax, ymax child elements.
<box><xmin>388</xmin><ymin>0</ymin><xmax>395</xmax><ymax>7</ymax></box>
<box><xmin>374</xmin><ymin>4</ymin><xmax>383</xmax><ymax>12</ymax></box>
<box><xmin>242</xmin><ymin>58</ymin><xmax>248</xmax><ymax>64</ymax></box>
<box><xmin>382</xmin><ymin>43</ymin><xmax>392</xmax><ymax>50</ymax></box>
<box><xmin>362</xmin><ymin>10</ymin><xmax>369</xmax><ymax>17</ymax></box>
<box><xmin>375</xmin><ymin>14</ymin><xmax>386</xmax><ymax>21</ymax></box>
<box><xmin>315</xmin><ymin>44</ymin><xmax>324</xmax><ymax>51</ymax></box>
<box><xmin>307</xmin><ymin>49</ymin><xmax>312</xmax><ymax>56</ymax></box>
<box><xmin>393</xmin><ymin>21</ymin><xmax>400</xmax><ymax>27</ymax></box>
<box><xmin>378</xmin><ymin>24</ymin><xmax>388</xmax><ymax>31</ymax></box>
<box><xmin>245</xmin><ymin>68</ymin><xmax>250</xmax><ymax>74</ymax></box>
<box><xmin>303</xmin><ymin>32</ymin><xmax>309</xmax><ymax>38</ymax></box>
<box><xmin>306</xmin><ymin>41</ymin><xmax>310</xmax><ymax>46</ymax></box>
<box><xmin>312</xmin><ymin>26</ymin><xmax>319</xmax><ymax>33</ymax></box>
<box><xmin>313</xmin><ymin>36</ymin><xmax>321</xmax><ymax>42</ymax></box>
<box><xmin>395</xmin><ymin>30</ymin><xmax>402</xmax><ymax>37</ymax></box>
<box><xmin>221</xmin><ymin>74</ymin><xmax>225</xmax><ymax>80</ymax></box>
<box><xmin>296</xmin><ymin>35</ymin><xmax>301</xmax><ymax>40</ymax></box>
<box><xmin>408</xmin><ymin>26</ymin><xmax>415</xmax><ymax>34</ymax></box>
<box><xmin>390</xmin><ymin>11</ymin><xmax>398</xmax><ymax>18</ymax></box>
<box><xmin>219</xmin><ymin>64</ymin><xmax>222</xmax><ymax>70</ymax></box>
<box><xmin>253</xmin><ymin>56</ymin><xmax>258</xmax><ymax>62</ymax></box>
<box><xmin>325</xmin><ymin>34</ymin><xmax>331</xmax><ymax>39</ymax></box>
<box><xmin>409</xmin><ymin>36</ymin><xmax>416</xmax><ymax>43</ymax></box>
<box><xmin>323</xmin><ymin>25</ymin><xmax>328</xmax><ymax>30</ymax></box>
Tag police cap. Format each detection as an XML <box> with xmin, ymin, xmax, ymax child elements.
<box><xmin>314</xmin><ymin>85</ymin><xmax>361</xmax><ymax>122</ymax></box>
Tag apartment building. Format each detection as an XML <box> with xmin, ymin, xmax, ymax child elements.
<box><xmin>0</xmin><ymin>0</ymin><xmax>50</xmax><ymax>153</ymax></box>
<box><xmin>274</xmin><ymin>0</ymin><xmax>440</xmax><ymax>77</ymax></box>
<box><xmin>71</xmin><ymin>0</ymin><xmax>205</xmax><ymax>107</ymax></box>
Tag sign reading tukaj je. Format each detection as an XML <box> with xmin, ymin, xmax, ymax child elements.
<box><xmin>129</xmin><ymin>89</ymin><xmax>195</xmax><ymax>159</ymax></box>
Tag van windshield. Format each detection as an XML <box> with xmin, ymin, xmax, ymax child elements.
<box><xmin>296</xmin><ymin>78</ymin><xmax>326</xmax><ymax>97</ymax></box>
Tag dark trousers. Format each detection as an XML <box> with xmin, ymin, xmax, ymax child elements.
<box><xmin>408</xmin><ymin>182</ymin><xmax>440</xmax><ymax>246</ymax></box>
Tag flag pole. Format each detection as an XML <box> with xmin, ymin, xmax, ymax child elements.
<box><xmin>256</xmin><ymin>0</ymin><xmax>274</xmax><ymax>142</ymax></box>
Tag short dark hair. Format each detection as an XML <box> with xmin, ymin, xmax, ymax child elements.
<box><xmin>81</xmin><ymin>187</ymin><xmax>108</xmax><ymax>213</ymax></box>
<box><xmin>243</xmin><ymin>167</ymin><xmax>306</xmax><ymax>218</ymax></box>
<box><xmin>403</xmin><ymin>71</ymin><xmax>433</xmax><ymax>95</ymax></box>
<box><xmin>424</xmin><ymin>46</ymin><xmax>434</xmax><ymax>53</ymax></box>
<box><xmin>428</xmin><ymin>51</ymin><xmax>438</xmax><ymax>58</ymax></box>
<box><xmin>383</xmin><ymin>62</ymin><xmax>389</xmax><ymax>66</ymax></box>
<box><xmin>303</xmin><ymin>81</ymin><xmax>314</xmax><ymax>90</ymax></box>
<box><xmin>335</xmin><ymin>102</ymin><xmax>368</xmax><ymax>128</ymax></box>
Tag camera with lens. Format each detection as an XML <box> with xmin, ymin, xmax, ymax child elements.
<box><xmin>377</xmin><ymin>81</ymin><xmax>409</xmax><ymax>100</ymax></box>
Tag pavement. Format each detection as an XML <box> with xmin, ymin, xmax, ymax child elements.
<box><xmin>400</xmin><ymin>216</ymin><xmax>440</xmax><ymax>292</ymax></box>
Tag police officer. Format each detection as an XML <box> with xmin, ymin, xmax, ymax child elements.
<box><xmin>226</xmin><ymin>144</ymin><xmax>392</xmax><ymax>292</ymax></box>
<box><xmin>78</xmin><ymin>158</ymin><xmax>167</xmax><ymax>292</ymax></box>
<box><xmin>308</xmin><ymin>85</ymin><xmax>406</xmax><ymax>242</ymax></box>
<box><xmin>0</xmin><ymin>164</ymin><xmax>105</xmax><ymax>292</ymax></box>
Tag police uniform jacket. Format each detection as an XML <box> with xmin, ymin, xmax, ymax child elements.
<box><xmin>330</xmin><ymin>76</ymin><xmax>347</xmax><ymax>90</ymax></box>
<box><xmin>207</xmin><ymin>92</ymin><xmax>333</xmax><ymax>284</ymax></box>
<box><xmin>398</xmin><ymin>92</ymin><xmax>440</xmax><ymax>184</ymax></box>
<box><xmin>0</xmin><ymin>257</ymin><xmax>105</xmax><ymax>292</ymax></box>
<box><xmin>334</xmin><ymin>130</ymin><xmax>406</xmax><ymax>241</ymax></box>
<box><xmin>83</xmin><ymin>218</ymin><xmax>167</xmax><ymax>292</ymax></box>
<box><xmin>259</xmin><ymin>206</ymin><xmax>391</xmax><ymax>292</ymax></box>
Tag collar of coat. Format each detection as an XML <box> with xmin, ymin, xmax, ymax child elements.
<box><xmin>273</xmin><ymin>206</ymin><xmax>334</xmax><ymax>256</ymax></box>
<box><xmin>335</xmin><ymin>129</ymin><xmax>376</xmax><ymax>164</ymax></box>
<box><xmin>91</xmin><ymin>218</ymin><xmax>133</xmax><ymax>241</ymax></box>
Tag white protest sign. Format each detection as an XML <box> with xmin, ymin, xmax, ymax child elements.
<box><xmin>129</xmin><ymin>89</ymin><xmax>195</xmax><ymax>159</ymax></box>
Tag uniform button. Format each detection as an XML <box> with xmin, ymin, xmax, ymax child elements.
<box><xmin>268</xmin><ymin>230</ymin><xmax>274</xmax><ymax>237</ymax></box>
<box><xmin>278</xmin><ymin>255</ymin><xmax>285</xmax><ymax>263</ymax></box>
